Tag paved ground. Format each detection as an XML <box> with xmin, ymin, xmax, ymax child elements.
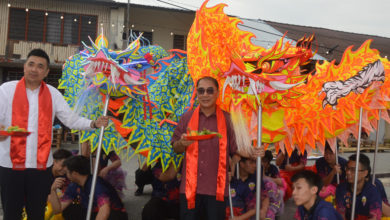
<box><xmin>1</xmin><ymin>144</ymin><xmax>390</xmax><ymax>220</ymax></box>
<box><xmin>124</xmin><ymin>151</ymin><xmax>390</xmax><ymax>220</ymax></box>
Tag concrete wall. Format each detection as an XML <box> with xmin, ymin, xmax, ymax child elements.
<box><xmin>128</xmin><ymin>6</ymin><xmax>195</xmax><ymax>49</ymax></box>
<box><xmin>109</xmin><ymin>7</ymin><xmax>126</xmax><ymax>50</ymax></box>
<box><xmin>0</xmin><ymin>1</ymin><xmax>195</xmax><ymax>61</ymax></box>
<box><xmin>0</xmin><ymin>0</ymin><xmax>110</xmax><ymax>62</ymax></box>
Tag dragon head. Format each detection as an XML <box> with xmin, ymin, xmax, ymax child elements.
<box><xmin>81</xmin><ymin>33</ymin><xmax>147</xmax><ymax>88</ymax></box>
<box><xmin>222</xmin><ymin>35</ymin><xmax>315</xmax><ymax>106</ymax></box>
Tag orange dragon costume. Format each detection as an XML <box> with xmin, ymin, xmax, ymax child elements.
<box><xmin>187</xmin><ymin>1</ymin><xmax>390</xmax><ymax>157</ymax></box>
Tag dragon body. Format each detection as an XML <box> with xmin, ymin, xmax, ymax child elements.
<box><xmin>60</xmin><ymin>0</ymin><xmax>390</xmax><ymax>171</ymax></box>
<box><xmin>187</xmin><ymin>1</ymin><xmax>390</xmax><ymax>156</ymax></box>
<box><xmin>60</xmin><ymin>34</ymin><xmax>193</xmax><ymax>171</ymax></box>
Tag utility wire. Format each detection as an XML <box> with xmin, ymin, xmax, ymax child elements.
<box><xmin>153</xmin><ymin>0</ymin><xmax>372</xmax><ymax>52</ymax></box>
<box><xmin>156</xmin><ymin>0</ymin><xmax>193</xmax><ymax>11</ymax></box>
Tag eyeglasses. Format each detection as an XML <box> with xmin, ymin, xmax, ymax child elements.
<box><xmin>197</xmin><ymin>87</ymin><xmax>215</xmax><ymax>95</ymax></box>
<box><xmin>346</xmin><ymin>167</ymin><xmax>366</xmax><ymax>173</ymax></box>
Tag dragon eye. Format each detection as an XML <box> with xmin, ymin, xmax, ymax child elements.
<box><xmin>261</xmin><ymin>62</ymin><xmax>271</xmax><ymax>72</ymax></box>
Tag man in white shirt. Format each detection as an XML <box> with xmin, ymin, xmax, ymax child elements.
<box><xmin>0</xmin><ymin>49</ymin><xmax>109</xmax><ymax>220</ymax></box>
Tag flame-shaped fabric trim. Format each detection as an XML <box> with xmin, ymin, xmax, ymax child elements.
<box><xmin>187</xmin><ymin>2</ymin><xmax>390</xmax><ymax>156</ymax></box>
<box><xmin>284</xmin><ymin>40</ymin><xmax>390</xmax><ymax>153</ymax></box>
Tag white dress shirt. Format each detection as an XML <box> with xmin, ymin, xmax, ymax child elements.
<box><xmin>0</xmin><ymin>81</ymin><xmax>93</xmax><ymax>168</ymax></box>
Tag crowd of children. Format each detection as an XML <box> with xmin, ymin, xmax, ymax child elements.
<box><xmin>31</xmin><ymin>143</ymin><xmax>388</xmax><ymax>220</ymax></box>
<box><xmin>43</xmin><ymin>142</ymin><xmax>390</xmax><ymax>220</ymax></box>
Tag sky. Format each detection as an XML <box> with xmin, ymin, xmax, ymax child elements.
<box><xmin>115</xmin><ymin>0</ymin><xmax>390</xmax><ymax>38</ymax></box>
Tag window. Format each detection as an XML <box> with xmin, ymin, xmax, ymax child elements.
<box><xmin>8</xmin><ymin>8</ymin><xmax>26</xmax><ymax>40</ymax></box>
<box><xmin>129</xmin><ymin>30</ymin><xmax>153</xmax><ymax>45</ymax></box>
<box><xmin>27</xmin><ymin>10</ymin><xmax>45</xmax><ymax>42</ymax></box>
<box><xmin>46</xmin><ymin>12</ymin><xmax>62</xmax><ymax>43</ymax></box>
<box><xmin>8</xmin><ymin>8</ymin><xmax>97</xmax><ymax>45</ymax></box>
<box><xmin>173</xmin><ymin>34</ymin><xmax>186</xmax><ymax>50</ymax></box>
<box><xmin>63</xmin><ymin>14</ymin><xmax>80</xmax><ymax>45</ymax></box>
<box><xmin>80</xmin><ymin>16</ymin><xmax>97</xmax><ymax>43</ymax></box>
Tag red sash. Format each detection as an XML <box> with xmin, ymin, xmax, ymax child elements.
<box><xmin>11</xmin><ymin>77</ymin><xmax>53</xmax><ymax>170</ymax></box>
<box><xmin>185</xmin><ymin>106</ymin><xmax>227</xmax><ymax>209</ymax></box>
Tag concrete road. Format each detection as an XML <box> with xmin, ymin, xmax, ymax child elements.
<box><xmin>1</xmin><ymin>145</ymin><xmax>389</xmax><ymax>220</ymax></box>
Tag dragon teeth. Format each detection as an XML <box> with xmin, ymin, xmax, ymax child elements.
<box><xmin>111</xmin><ymin>66</ymin><xmax>119</xmax><ymax>78</ymax></box>
<box><xmin>222</xmin><ymin>76</ymin><xmax>231</xmax><ymax>100</ymax></box>
<box><xmin>256</xmin><ymin>81</ymin><xmax>264</xmax><ymax>93</ymax></box>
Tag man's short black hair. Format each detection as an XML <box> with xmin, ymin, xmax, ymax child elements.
<box><xmin>324</xmin><ymin>141</ymin><xmax>332</xmax><ymax>153</ymax></box>
<box><xmin>262</xmin><ymin>150</ymin><xmax>273</xmax><ymax>163</ymax></box>
<box><xmin>324</xmin><ymin>141</ymin><xmax>339</xmax><ymax>153</ymax></box>
<box><xmin>348</xmin><ymin>153</ymin><xmax>371</xmax><ymax>177</ymax></box>
<box><xmin>53</xmin><ymin>149</ymin><xmax>72</xmax><ymax>160</ymax></box>
<box><xmin>63</xmin><ymin>156</ymin><xmax>90</xmax><ymax>175</ymax></box>
<box><xmin>292</xmin><ymin>170</ymin><xmax>323</xmax><ymax>195</ymax></box>
<box><xmin>196</xmin><ymin>76</ymin><xmax>219</xmax><ymax>90</ymax></box>
<box><xmin>27</xmin><ymin>49</ymin><xmax>50</xmax><ymax>66</ymax></box>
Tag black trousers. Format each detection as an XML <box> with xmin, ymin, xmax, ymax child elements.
<box><xmin>61</xmin><ymin>203</ymin><xmax>128</xmax><ymax>220</ymax></box>
<box><xmin>179</xmin><ymin>194</ymin><xmax>227</xmax><ymax>220</ymax></box>
<box><xmin>135</xmin><ymin>168</ymin><xmax>153</xmax><ymax>189</ymax></box>
<box><xmin>0</xmin><ymin>166</ymin><xmax>52</xmax><ymax>220</ymax></box>
<box><xmin>142</xmin><ymin>197</ymin><xmax>180</xmax><ymax>220</ymax></box>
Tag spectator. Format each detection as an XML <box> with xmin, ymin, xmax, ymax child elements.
<box><xmin>292</xmin><ymin>170</ymin><xmax>342</xmax><ymax>220</ymax></box>
<box><xmin>335</xmin><ymin>153</ymin><xmax>382</xmax><ymax>219</ymax></box>
<box><xmin>48</xmin><ymin>156</ymin><xmax>128</xmax><ymax>220</ymax></box>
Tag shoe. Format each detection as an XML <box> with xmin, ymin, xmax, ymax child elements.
<box><xmin>134</xmin><ymin>187</ymin><xmax>143</xmax><ymax>196</ymax></box>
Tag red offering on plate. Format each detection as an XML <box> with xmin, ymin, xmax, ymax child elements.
<box><xmin>186</xmin><ymin>133</ymin><xmax>217</xmax><ymax>141</ymax></box>
<box><xmin>0</xmin><ymin>131</ymin><xmax>31</xmax><ymax>137</ymax></box>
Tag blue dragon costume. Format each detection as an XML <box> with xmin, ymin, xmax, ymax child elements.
<box><xmin>59</xmin><ymin>33</ymin><xmax>194</xmax><ymax>171</ymax></box>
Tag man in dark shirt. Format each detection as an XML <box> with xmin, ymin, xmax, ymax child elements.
<box><xmin>315</xmin><ymin>142</ymin><xmax>347</xmax><ymax>199</ymax></box>
<box><xmin>48</xmin><ymin>156</ymin><xmax>128</xmax><ymax>220</ymax></box>
<box><xmin>142</xmin><ymin>162</ymin><xmax>181</xmax><ymax>220</ymax></box>
<box><xmin>292</xmin><ymin>170</ymin><xmax>342</xmax><ymax>220</ymax></box>
<box><xmin>172</xmin><ymin>76</ymin><xmax>239</xmax><ymax>220</ymax></box>
<box><xmin>335</xmin><ymin>154</ymin><xmax>382</xmax><ymax>219</ymax></box>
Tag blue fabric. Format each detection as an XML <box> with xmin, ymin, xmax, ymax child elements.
<box><xmin>228</xmin><ymin>174</ymin><xmax>257</xmax><ymax>211</ymax></box>
<box><xmin>63</xmin><ymin>175</ymin><xmax>125</xmax><ymax>212</ymax></box>
<box><xmin>315</xmin><ymin>156</ymin><xmax>347</xmax><ymax>185</ymax></box>
<box><xmin>372</xmin><ymin>177</ymin><xmax>389</xmax><ymax>204</ymax></box>
<box><xmin>336</xmin><ymin>181</ymin><xmax>382</xmax><ymax>219</ymax></box>
<box><xmin>297</xmin><ymin>199</ymin><xmax>343</xmax><ymax>220</ymax></box>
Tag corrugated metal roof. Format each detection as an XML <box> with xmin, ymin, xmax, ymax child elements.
<box><xmin>114</xmin><ymin>0</ymin><xmax>192</xmax><ymax>12</ymax></box>
<box><xmin>265</xmin><ymin>20</ymin><xmax>390</xmax><ymax>62</ymax></box>
<box><xmin>240</xmin><ymin>19</ymin><xmax>326</xmax><ymax>60</ymax></box>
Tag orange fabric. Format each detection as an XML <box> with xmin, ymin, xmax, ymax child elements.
<box><xmin>11</xmin><ymin>77</ymin><xmax>52</xmax><ymax>170</ymax></box>
<box><xmin>185</xmin><ymin>105</ymin><xmax>227</xmax><ymax>209</ymax></box>
<box><xmin>279</xmin><ymin>170</ymin><xmax>294</xmax><ymax>201</ymax></box>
